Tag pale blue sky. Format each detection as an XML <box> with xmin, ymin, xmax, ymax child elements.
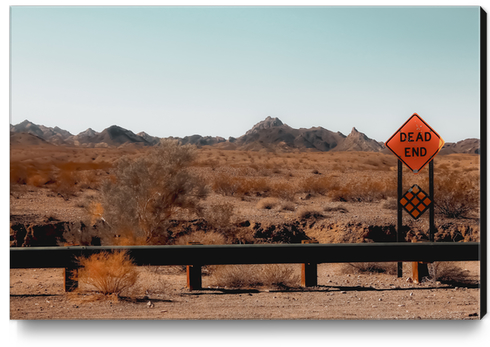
<box><xmin>10</xmin><ymin>6</ymin><xmax>481</xmax><ymax>143</ymax></box>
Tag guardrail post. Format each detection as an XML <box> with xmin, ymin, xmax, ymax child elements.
<box><xmin>64</xmin><ymin>266</ymin><xmax>78</xmax><ymax>292</ymax></box>
<box><xmin>411</xmin><ymin>240</ymin><xmax>430</xmax><ymax>283</ymax></box>
<box><xmin>301</xmin><ymin>240</ymin><xmax>318</xmax><ymax>287</ymax></box>
<box><xmin>186</xmin><ymin>242</ymin><xmax>202</xmax><ymax>290</ymax></box>
<box><xmin>411</xmin><ymin>262</ymin><xmax>430</xmax><ymax>284</ymax></box>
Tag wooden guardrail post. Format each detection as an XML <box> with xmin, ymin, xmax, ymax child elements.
<box><xmin>186</xmin><ymin>242</ymin><xmax>202</xmax><ymax>290</ymax></box>
<box><xmin>301</xmin><ymin>240</ymin><xmax>318</xmax><ymax>287</ymax></box>
<box><xmin>412</xmin><ymin>261</ymin><xmax>430</xmax><ymax>283</ymax></box>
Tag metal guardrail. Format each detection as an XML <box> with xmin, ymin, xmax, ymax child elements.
<box><xmin>10</xmin><ymin>242</ymin><xmax>480</xmax><ymax>267</ymax></box>
<box><xmin>10</xmin><ymin>242</ymin><xmax>480</xmax><ymax>291</ymax></box>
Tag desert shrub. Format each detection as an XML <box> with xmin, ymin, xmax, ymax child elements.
<box><xmin>270</xmin><ymin>181</ymin><xmax>297</xmax><ymax>201</ymax></box>
<box><xmin>301</xmin><ymin>175</ymin><xmax>331</xmax><ymax>195</ymax></box>
<box><xmin>256</xmin><ymin>197</ymin><xmax>280</xmax><ymax>210</ymax></box>
<box><xmin>212</xmin><ymin>173</ymin><xmax>242</xmax><ymax>196</ymax></box>
<box><xmin>61</xmin><ymin>220</ymin><xmax>102</xmax><ymax>246</ymax></box>
<box><xmin>238</xmin><ymin>177</ymin><xmax>271</xmax><ymax>196</ymax></box>
<box><xmin>204</xmin><ymin>202</ymin><xmax>235</xmax><ymax>230</ymax></box>
<box><xmin>211</xmin><ymin>264</ymin><xmax>299</xmax><ymax>288</ymax></box>
<box><xmin>280</xmin><ymin>201</ymin><xmax>296</xmax><ymax>211</ymax></box>
<box><xmin>85</xmin><ymin>201</ymin><xmax>105</xmax><ymax>225</ymax></box>
<box><xmin>77</xmin><ymin>170</ymin><xmax>100</xmax><ymax>189</ymax></box>
<box><xmin>323</xmin><ymin>205</ymin><xmax>349</xmax><ymax>213</ymax></box>
<box><xmin>342</xmin><ymin>262</ymin><xmax>397</xmax><ymax>275</ymax></box>
<box><xmin>435</xmin><ymin>172</ymin><xmax>479</xmax><ymax>218</ymax></box>
<box><xmin>173</xmin><ymin>230</ymin><xmax>228</xmax><ymax>245</ymax></box>
<box><xmin>328</xmin><ymin>177</ymin><xmax>394</xmax><ymax>202</ymax></box>
<box><xmin>76</xmin><ymin>250</ymin><xmax>138</xmax><ymax>296</ymax></box>
<box><xmin>10</xmin><ymin>162</ymin><xmax>29</xmax><ymax>185</ymax></box>
<box><xmin>10</xmin><ymin>162</ymin><xmax>55</xmax><ymax>187</ymax></box>
<box><xmin>428</xmin><ymin>262</ymin><xmax>471</xmax><ymax>284</ymax></box>
<box><xmin>296</xmin><ymin>207</ymin><xmax>324</xmax><ymax>219</ymax></box>
<box><xmin>99</xmin><ymin>139</ymin><xmax>208</xmax><ymax>245</ymax></box>
<box><xmin>52</xmin><ymin>169</ymin><xmax>79</xmax><ymax>198</ymax></box>
<box><xmin>26</xmin><ymin>173</ymin><xmax>50</xmax><ymax>187</ymax></box>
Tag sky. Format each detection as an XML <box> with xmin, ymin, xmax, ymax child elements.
<box><xmin>10</xmin><ymin>6</ymin><xmax>481</xmax><ymax>143</ymax></box>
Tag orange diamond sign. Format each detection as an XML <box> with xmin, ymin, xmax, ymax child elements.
<box><xmin>385</xmin><ymin>113</ymin><xmax>444</xmax><ymax>174</ymax></box>
<box><xmin>400</xmin><ymin>185</ymin><xmax>432</xmax><ymax>219</ymax></box>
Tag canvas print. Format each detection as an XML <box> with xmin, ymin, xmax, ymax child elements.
<box><xmin>9</xmin><ymin>6</ymin><xmax>484</xmax><ymax>320</ymax></box>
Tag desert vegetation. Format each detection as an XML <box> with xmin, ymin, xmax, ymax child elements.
<box><xmin>75</xmin><ymin>250</ymin><xmax>138</xmax><ymax>296</ymax></box>
<box><xmin>10</xmin><ymin>140</ymin><xmax>481</xmax><ymax>296</ymax></box>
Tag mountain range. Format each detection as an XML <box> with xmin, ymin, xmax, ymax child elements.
<box><xmin>10</xmin><ymin>117</ymin><xmax>480</xmax><ymax>154</ymax></box>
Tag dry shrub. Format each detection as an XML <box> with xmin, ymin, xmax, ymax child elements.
<box><xmin>86</xmin><ymin>202</ymin><xmax>104</xmax><ymax>225</ymax></box>
<box><xmin>113</xmin><ymin>226</ymin><xmax>148</xmax><ymax>246</ymax></box>
<box><xmin>204</xmin><ymin>202</ymin><xmax>235</xmax><ymax>230</ymax></box>
<box><xmin>132</xmin><ymin>267</ymin><xmax>170</xmax><ymax>296</ymax></box>
<box><xmin>296</xmin><ymin>207</ymin><xmax>324</xmax><ymax>220</ymax></box>
<box><xmin>435</xmin><ymin>172</ymin><xmax>479</xmax><ymax>218</ymax></box>
<box><xmin>100</xmin><ymin>139</ymin><xmax>208</xmax><ymax>245</ymax></box>
<box><xmin>342</xmin><ymin>262</ymin><xmax>397</xmax><ymax>275</ymax></box>
<box><xmin>270</xmin><ymin>181</ymin><xmax>297</xmax><ymax>201</ymax></box>
<box><xmin>211</xmin><ymin>264</ymin><xmax>299</xmax><ymax>288</ymax></box>
<box><xmin>62</xmin><ymin>221</ymin><xmax>102</xmax><ymax>246</ymax></box>
<box><xmin>301</xmin><ymin>175</ymin><xmax>331</xmax><ymax>195</ymax></box>
<box><xmin>238</xmin><ymin>178</ymin><xmax>271</xmax><ymax>196</ymax></box>
<box><xmin>212</xmin><ymin>174</ymin><xmax>275</xmax><ymax>197</ymax></box>
<box><xmin>52</xmin><ymin>169</ymin><xmax>79</xmax><ymax>197</ymax></box>
<box><xmin>10</xmin><ymin>162</ymin><xmax>54</xmax><ymax>186</ymax></box>
<box><xmin>77</xmin><ymin>170</ymin><xmax>100</xmax><ymax>189</ymax></box>
<box><xmin>280</xmin><ymin>201</ymin><xmax>296</xmax><ymax>211</ymax></box>
<box><xmin>323</xmin><ymin>205</ymin><xmax>349</xmax><ymax>213</ymax></box>
<box><xmin>428</xmin><ymin>262</ymin><xmax>471</xmax><ymax>284</ymax></box>
<box><xmin>76</xmin><ymin>250</ymin><xmax>138</xmax><ymax>296</ymax></box>
<box><xmin>173</xmin><ymin>230</ymin><xmax>228</xmax><ymax>245</ymax></box>
<box><xmin>10</xmin><ymin>162</ymin><xmax>29</xmax><ymax>184</ymax></box>
<box><xmin>256</xmin><ymin>197</ymin><xmax>279</xmax><ymax>210</ymax></box>
<box><xmin>212</xmin><ymin>173</ymin><xmax>242</xmax><ymax>196</ymax></box>
<box><xmin>328</xmin><ymin>177</ymin><xmax>395</xmax><ymax>202</ymax></box>
<box><xmin>26</xmin><ymin>173</ymin><xmax>51</xmax><ymax>187</ymax></box>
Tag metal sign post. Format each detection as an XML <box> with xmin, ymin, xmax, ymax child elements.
<box><xmin>429</xmin><ymin>160</ymin><xmax>435</xmax><ymax>242</ymax></box>
<box><xmin>386</xmin><ymin>113</ymin><xmax>445</xmax><ymax>279</ymax></box>
<box><xmin>397</xmin><ymin>160</ymin><xmax>403</xmax><ymax>277</ymax></box>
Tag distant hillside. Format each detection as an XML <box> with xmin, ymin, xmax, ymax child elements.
<box><xmin>10</xmin><ymin>132</ymin><xmax>53</xmax><ymax>147</ymax></box>
<box><xmin>9</xmin><ymin>118</ymin><xmax>480</xmax><ymax>154</ymax></box>
<box><xmin>439</xmin><ymin>138</ymin><xmax>480</xmax><ymax>155</ymax></box>
<box><xmin>330</xmin><ymin>127</ymin><xmax>384</xmax><ymax>152</ymax></box>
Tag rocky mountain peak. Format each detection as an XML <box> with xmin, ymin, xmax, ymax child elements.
<box><xmin>245</xmin><ymin>116</ymin><xmax>284</xmax><ymax>136</ymax></box>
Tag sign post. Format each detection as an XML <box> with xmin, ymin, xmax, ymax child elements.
<box><xmin>385</xmin><ymin>113</ymin><xmax>444</xmax><ymax>278</ymax></box>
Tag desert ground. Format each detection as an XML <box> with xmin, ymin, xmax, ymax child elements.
<box><xmin>10</xmin><ymin>141</ymin><xmax>481</xmax><ymax>320</ymax></box>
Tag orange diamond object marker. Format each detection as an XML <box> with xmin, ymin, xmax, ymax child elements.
<box><xmin>400</xmin><ymin>184</ymin><xmax>432</xmax><ymax>220</ymax></box>
<box><xmin>385</xmin><ymin>113</ymin><xmax>444</xmax><ymax>174</ymax></box>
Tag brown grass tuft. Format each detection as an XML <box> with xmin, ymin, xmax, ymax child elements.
<box><xmin>256</xmin><ymin>197</ymin><xmax>280</xmax><ymax>210</ymax></box>
<box><xmin>173</xmin><ymin>230</ymin><xmax>228</xmax><ymax>245</ymax></box>
<box><xmin>76</xmin><ymin>250</ymin><xmax>138</xmax><ymax>296</ymax></box>
<box><xmin>211</xmin><ymin>264</ymin><xmax>299</xmax><ymax>288</ymax></box>
<box><xmin>341</xmin><ymin>262</ymin><xmax>397</xmax><ymax>275</ymax></box>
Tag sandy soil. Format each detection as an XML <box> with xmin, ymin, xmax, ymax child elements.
<box><xmin>10</xmin><ymin>261</ymin><xmax>480</xmax><ymax>320</ymax></box>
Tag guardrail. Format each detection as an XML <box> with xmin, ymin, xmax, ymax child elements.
<box><xmin>10</xmin><ymin>242</ymin><xmax>480</xmax><ymax>291</ymax></box>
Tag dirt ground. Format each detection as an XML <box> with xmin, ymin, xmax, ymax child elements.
<box><xmin>10</xmin><ymin>261</ymin><xmax>481</xmax><ymax>320</ymax></box>
<box><xmin>9</xmin><ymin>144</ymin><xmax>483</xmax><ymax>320</ymax></box>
